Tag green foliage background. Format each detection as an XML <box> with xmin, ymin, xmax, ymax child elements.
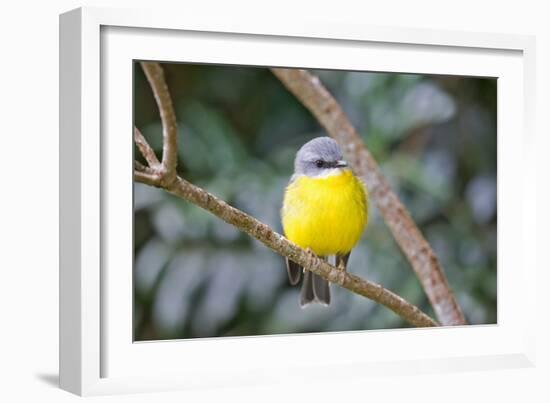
<box><xmin>134</xmin><ymin>62</ymin><xmax>497</xmax><ymax>341</ymax></box>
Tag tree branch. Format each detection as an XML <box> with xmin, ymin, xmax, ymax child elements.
<box><xmin>271</xmin><ymin>68</ymin><xmax>466</xmax><ymax>326</ymax></box>
<box><xmin>134</xmin><ymin>161</ymin><xmax>161</xmax><ymax>187</ymax></box>
<box><xmin>134</xmin><ymin>63</ymin><xmax>444</xmax><ymax>326</ymax></box>
<box><xmin>134</xmin><ymin>172</ymin><xmax>437</xmax><ymax>328</ymax></box>
<box><xmin>133</xmin><ymin>63</ymin><xmax>440</xmax><ymax>328</ymax></box>
<box><xmin>134</xmin><ymin>127</ymin><xmax>160</xmax><ymax>167</ymax></box>
<box><xmin>140</xmin><ymin>62</ymin><xmax>178</xmax><ymax>184</ymax></box>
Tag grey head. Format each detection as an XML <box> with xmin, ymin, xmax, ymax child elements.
<box><xmin>294</xmin><ymin>137</ymin><xmax>348</xmax><ymax>177</ymax></box>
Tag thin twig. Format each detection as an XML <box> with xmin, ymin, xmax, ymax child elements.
<box><xmin>271</xmin><ymin>68</ymin><xmax>466</xmax><ymax>326</ymax></box>
<box><xmin>134</xmin><ymin>159</ymin><xmax>154</xmax><ymax>173</ymax></box>
<box><xmin>134</xmin><ymin>127</ymin><xmax>160</xmax><ymax>167</ymax></box>
<box><xmin>133</xmin><ymin>168</ymin><xmax>160</xmax><ymax>187</ymax></box>
<box><xmin>140</xmin><ymin>62</ymin><xmax>178</xmax><ymax>183</ymax></box>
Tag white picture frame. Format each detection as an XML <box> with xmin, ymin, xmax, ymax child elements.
<box><xmin>59</xmin><ymin>6</ymin><xmax>537</xmax><ymax>396</ymax></box>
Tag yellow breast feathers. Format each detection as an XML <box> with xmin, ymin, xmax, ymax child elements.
<box><xmin>281</xmin><ymin>169</ymin><xmax>368</xmax><ymax>256</ymax></box>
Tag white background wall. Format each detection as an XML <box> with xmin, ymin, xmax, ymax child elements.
<box><xmin>1</xmin><ymin>0</ymin><xmax>547</xmax><ymax>401</ymax></box>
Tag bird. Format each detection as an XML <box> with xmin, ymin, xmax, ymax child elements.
<box><xmin>281</xmin><ymin>137</ymin><xmax>368</xmax><ymax>306</ymax></box>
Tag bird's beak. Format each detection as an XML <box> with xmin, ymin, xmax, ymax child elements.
<box><xmin>335</xmin><ymin>160</ymin><xmax>348</xmax><ymax>168</ymax></box>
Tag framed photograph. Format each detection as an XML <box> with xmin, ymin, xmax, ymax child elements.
<box><xmin>59</xmin><ymin>7</ymin><xmax>536</xmax><ymax>396</ymax></box>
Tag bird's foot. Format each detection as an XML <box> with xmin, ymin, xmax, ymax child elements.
<box><xmin>336</xmin><ymin>256</ymin><xmax>347</xmax><ymax>286</ymax></box>
<box><xmin>306</xmin><ymin>247</ymin><xmax>319</xmax><ymax>259</ymax></box>
<box><xmin>303</xmin><ymin>247</ymin><xmax>317</xmax><ymax>272</ymax></box>
<box><xmin>337</xmin><ymin>259</ymin><xmax>347</xmax><ymax>272</ymax></box>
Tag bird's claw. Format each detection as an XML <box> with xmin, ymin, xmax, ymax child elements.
<box><xmin>303</xmin><ymin>247</ymin><xmax>317</xmax><ymax>271</ymax></box>
<box><xmin>337</xmin><ymin>259</ymin><xmax>346</xmax><ymax>272</ymax></box>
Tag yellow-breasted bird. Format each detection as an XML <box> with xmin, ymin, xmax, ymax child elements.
<box><xmin>281</xmin><ymin>137</ymin><xmax>368</xmax><ymax>306</ymax></box>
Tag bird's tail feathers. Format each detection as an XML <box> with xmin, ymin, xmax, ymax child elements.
<box><xmin>300</xmin><ymin>256</ymin><xmax>330</xmax><ymax>307</ymax></box>
<box><xmin>286</xmin><ymin>257</ymin><xmax>302</xmax><ymax>285</ymax></box>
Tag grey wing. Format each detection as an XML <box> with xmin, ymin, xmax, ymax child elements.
<box><xmin>312</xmin><ymin>273</ymin><xmax>330</xmax><ymax>305</ymax></box>
<box><xmin>300</xmin><ymin>270</ymin><xmax>315</xmax><ymax>307</ymax></box>
<box><xmin>285</xmin><ymin>257</ymin><xmax>302</xmax><ymax>285</ymax></box>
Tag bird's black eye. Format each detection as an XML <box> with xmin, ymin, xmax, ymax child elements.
<box><xmin>315</xmin><ymin>160</ymin><xmax>324</xmax><ymax>168</ymax></box>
